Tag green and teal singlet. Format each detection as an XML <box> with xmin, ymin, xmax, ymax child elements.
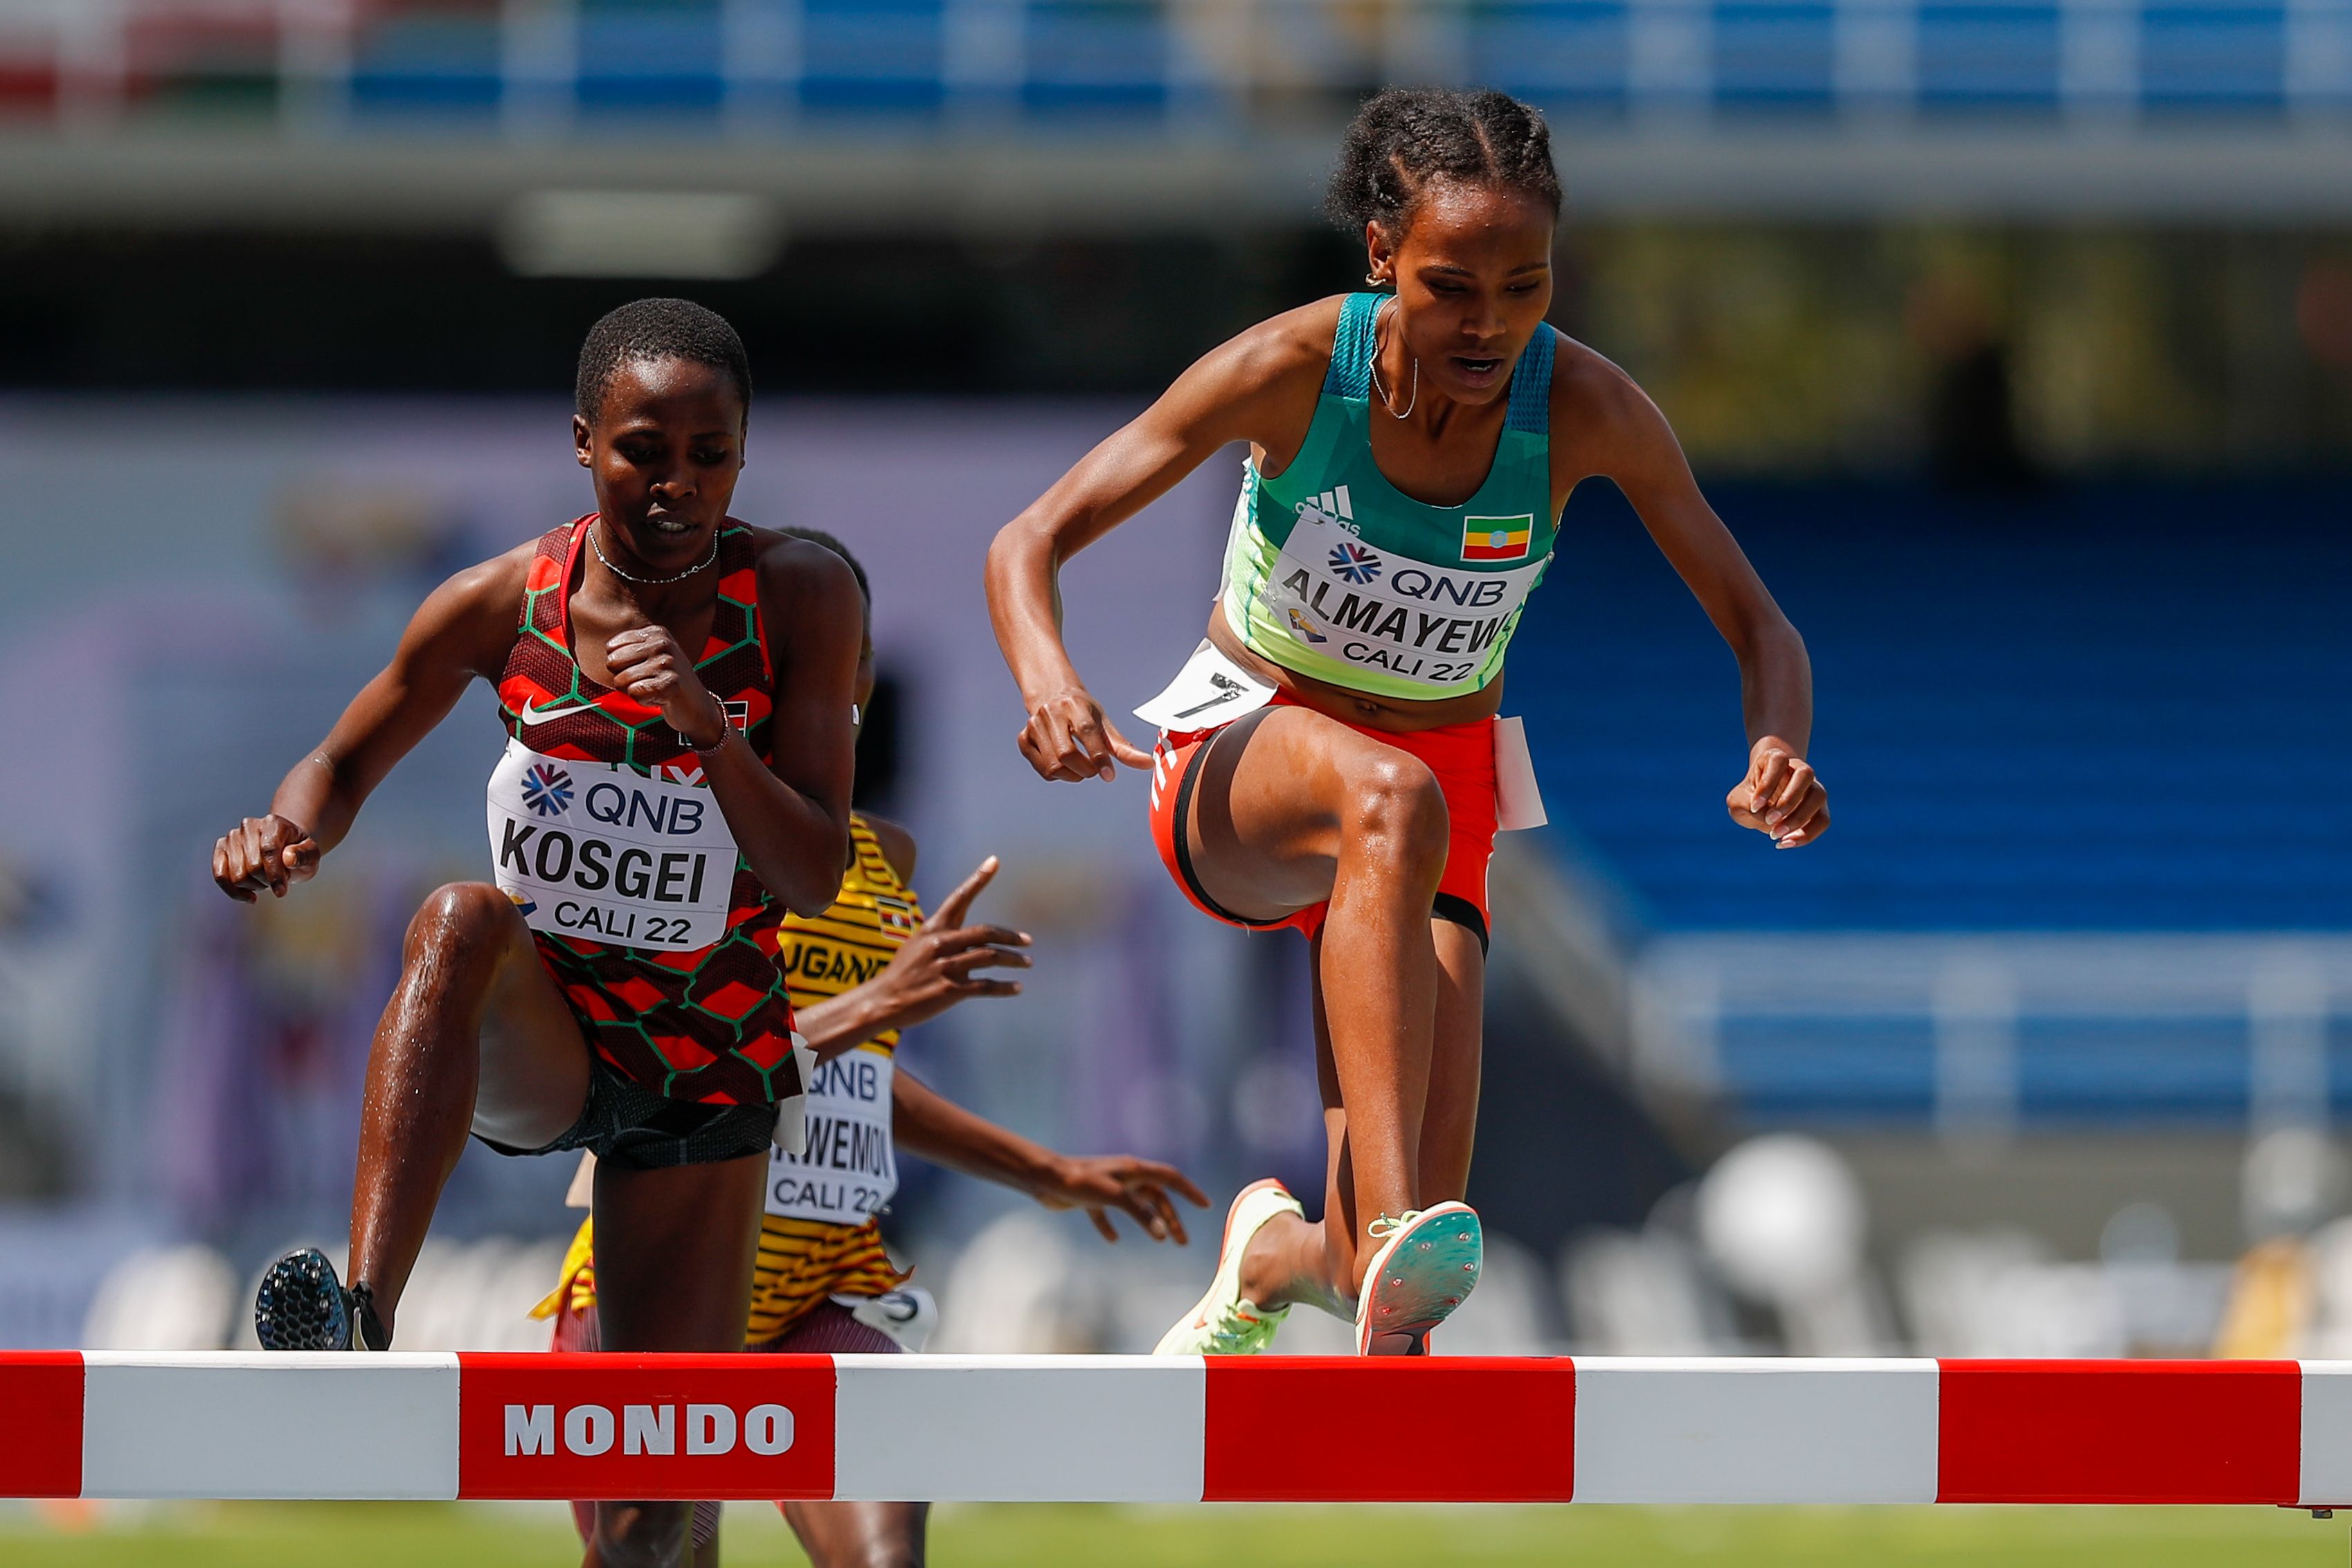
<box><xmin>1218</xmin><ymin>291</ymin><xmax>1559</xmax><ymax>701</ymax></box>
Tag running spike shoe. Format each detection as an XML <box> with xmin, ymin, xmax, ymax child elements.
<box><xmin>254</xmin><ymin>1247</ymin><xmax>387</xmax><ymax>1351</ymax></box>
<box><xmin>1153</xmin><ymin>1178</ymin><xmax>1304</xmax><ymax>1356</ymax></box>
<box><xmin>1355</xmin><ymin>1201</ymin><xmax>1482</xmax><ymax>1355</ymax></box>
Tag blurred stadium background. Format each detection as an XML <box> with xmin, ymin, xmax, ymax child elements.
<box><xmin>1</xmin><ymin>0</ymin><xmax>2351</xmax><ymax>1556</ymax></box>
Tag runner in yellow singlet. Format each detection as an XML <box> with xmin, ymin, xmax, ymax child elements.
<box><xmin>540</xmin><ymin>529</ymin><xmax>1206</xmax><ymax>1567</ymax></box>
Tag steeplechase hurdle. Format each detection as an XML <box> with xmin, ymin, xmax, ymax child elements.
<box><xmin>4</xmin><ymin>1353</ymin><xmax>2351</xmax><ymax>1506</ymax></box>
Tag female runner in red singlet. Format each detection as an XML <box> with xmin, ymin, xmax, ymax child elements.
<box><xmin>988</xmin><ymin>90</ymin><xmax>1829</xmax><ymax>1360</ymax></box>
<box><xmin>210</xmin><ymin>298</ymin><xmax>863</xmax><ymax>1568</ymax></box>
<box><xmin>546</xmin><ymin>528</ymin><xmax>1208</xmax><ymax>1568</ymax></box>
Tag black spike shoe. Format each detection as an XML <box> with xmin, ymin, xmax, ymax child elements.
<box><xmin>253</xmin><ymin>1247</ymin><xmax>388</xmax><ymax>1351</ymax></box>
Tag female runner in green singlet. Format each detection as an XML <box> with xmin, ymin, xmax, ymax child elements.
<box><xmin>987</xmin><ymin>89</ymin><xmax>1830</xmax><ymax>1359</ymax></box>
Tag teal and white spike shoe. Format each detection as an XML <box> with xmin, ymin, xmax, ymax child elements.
<box><xmin>1355</xmin><ymin>1202</ymin><xmax>1482</xmax><ymax>1355</ymax></box>
<box><xmin>1153</xmin><ymin>1178</ymin><xmax>1304</xmax><ymax>1356</ymax></box>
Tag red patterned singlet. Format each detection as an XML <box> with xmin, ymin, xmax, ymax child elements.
<box><xmin>490</xmin><ymin>514</ymin><xmax>805</xmax><ymax>1107</ymax></box>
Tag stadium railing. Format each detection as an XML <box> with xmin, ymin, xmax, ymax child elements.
<box><xmin>0</xmin><ymin>0</ymin><xmax>2345</xmax><ymax>136</ymax></box>
<box><xmin>1631</xmin><ymin>932</ymin><xmax>2352</xmax><ymax>1130</ymax></box>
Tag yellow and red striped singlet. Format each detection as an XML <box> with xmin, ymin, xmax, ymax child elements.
<box><xmin>537</xmin><ymin>815</ymin><xmax>915</xmax><ymax>1344</ymax></box>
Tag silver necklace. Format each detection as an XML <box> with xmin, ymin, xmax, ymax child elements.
<box><xmin>1369</xmin><ymin>298</ymin><xmax>1419</xmax><ymax>420</ymax></box>
<box><xmin>590</xmin><ymin>519</ymin><xmax>718</xmax><ymax>586</ymax></box>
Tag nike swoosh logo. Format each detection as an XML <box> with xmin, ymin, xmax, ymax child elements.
<box><xmin>514</xmin><ymin>701</ymin><xmax>594</xmax><ymax>726</ymax></box>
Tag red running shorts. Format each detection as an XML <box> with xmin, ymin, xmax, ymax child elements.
<box><xmin>1147</xmin><ymin>693</ymin><xmax>1498</xmax><ymax>953</ymax></box>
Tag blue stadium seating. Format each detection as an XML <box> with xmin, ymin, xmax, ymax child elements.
<box><xmin>1516</xmin><ymin>479</ymin><xmax>2352</xmax><ymax>932</ymax></box>
<box><xmin>314</xmin><ymin>0</ymin><xmax>2351</xmax><ymax>132</ymax></box>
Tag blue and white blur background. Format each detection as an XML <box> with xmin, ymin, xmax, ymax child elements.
<box><xmin>0</xmin><ymin>0</ymin><xmax>2347</xmax><ymax>1364</ymax></box>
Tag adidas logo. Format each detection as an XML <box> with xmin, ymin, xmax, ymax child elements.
<box><xmin>1296</xmin><ymin>485</ymin><xmax>1354</xmax><ymax>528</ymax></box>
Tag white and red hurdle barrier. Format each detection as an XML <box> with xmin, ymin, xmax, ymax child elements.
<box><xmin>4</xmin><ymin>1352</ymin><xmax>2351</xmax><ymax>1505</ymax></box>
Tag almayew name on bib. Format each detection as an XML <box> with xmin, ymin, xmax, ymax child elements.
<box><xmin>1260</xmin><ymin>505</ymin><xmax>1547</xmax><ymax>690</ymax></box>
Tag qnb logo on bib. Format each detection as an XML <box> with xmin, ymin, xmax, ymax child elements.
<box><xmin>486</xmin><ymin>737</ymin><xmax>739</xmax><ymax>952</ymax></box>
<box><xmin>767</xmin><ymin>1048</ymin><xmax>896</xmax><ymax>1225</ymax></box>
<box><xmin>1264</xmin><ymin>505</ymin><xmax>1547</xmax><ymax>689</ymax></box>
<box><xmin>521</xmin><ymin>763</ymin><xmax>574</xmax><ymax>817</ymax></box>
<box><xmin>1328</xmin><ymin>541</ymin><xmax>1382</xmax><ymax>585</ymax></box>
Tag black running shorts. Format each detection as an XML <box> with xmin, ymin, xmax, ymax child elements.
<box><xmin>478</xmin><ymin>1052</ymin><xmax>778</xmax><ymax>1169</ymax></box>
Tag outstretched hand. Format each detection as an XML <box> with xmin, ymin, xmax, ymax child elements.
<box><xmin>1727</xmin><ymin>737</ymin><xmax>1829</xmax><ymax>848</ymax></box>
<box><xmin>1035</xmin><ymin>1153</ymin><xmax>1210</xmax><ymax>1244</ymax></box>
<box><xmin>212</xmin><ymin>813</ymin><xmax>321</xmax><ymax>902</ymax></box>
<box><xmin>866</xmin><ymin>856</ymin><xmax>1033</xmax><ymax>1034</ymax></box>
<box><xmin>1016</xmin><ymin>684</ymin><xmax>1151</xmax><ymax>783</ymax></box>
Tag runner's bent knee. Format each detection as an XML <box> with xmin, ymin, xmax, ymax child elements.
<box><xmin>433</xmin><ymin>878</ymin><xmax>590</xmax><ymax>1145</ymax></box>
<box><xmin>404</xmin><ymin>881</ymin><xmax>529</xmax><ymax>966</ymax></box>
<box><xmin>1340</xmin><ymin>755</ymin><xmax>1449</xmax><ymax>878</ymax></box>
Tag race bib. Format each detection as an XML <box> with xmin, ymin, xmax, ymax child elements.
<box><xmin>1133</xmin><ymin>640</ymin><xmax>1278</xmax><ymax>732</ymax></box>
<box><xmin>1260</xmin><ymin>504</ymin><xmax>1549</xmax><ymax>691</ymax></box>
<box><xmin>486</xmin><ymin>737</ymin><xmax>738</xmax><ymax>953</ymax></box>
<box><xmin>765</xmin><ymin>1047</ymin><xmax>896</xmax><ymax>1225</ymax></box>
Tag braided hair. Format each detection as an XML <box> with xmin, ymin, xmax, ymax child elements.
<box><xmin>575</xmin><ymin>297</ymin><xmax>753</xmax><ymax>424</ymax></box>
<box><xmin>1327</xmin><ymin>87</ymin><xmax>1562</xmax><ymax>240</ymax></box>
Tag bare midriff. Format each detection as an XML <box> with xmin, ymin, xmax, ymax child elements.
<box><xmin>1206</xmin><ymin>603</ymin><xmax>1505</xmax><ymax>735</ymax></box>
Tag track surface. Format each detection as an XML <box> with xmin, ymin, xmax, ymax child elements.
<box><xmin>0</xmin><ymin>1502</ymin><xmax>2342</xmax><ymax>1566</ymax></box>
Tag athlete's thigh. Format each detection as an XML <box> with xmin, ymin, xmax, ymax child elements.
<box><xmin>589</xmin><ymin>1154</ymin><xmax>766</xmax><ymax>1353</ymax></box>
<box><xmin>780</xmin><ymin>1500</ymin><xmax>928</xmax><ymax>1568</ymax></box>
<box><xmin>457</xmin><ymin>893</ymin><xmax>594</xmax><ymax>1149</ymax></box>
<box><xmin>1417</xmin><ymin>921</ymin><xmax>1486</xmax><ymax>1205</ymax></box>
<box><xmin>1187</xmin><ymin>705</ymin><xmax>1437</xmax><ymax>921</ymax></box>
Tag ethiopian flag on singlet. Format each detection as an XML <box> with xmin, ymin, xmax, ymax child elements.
<box><xmin>1461</xmin><ymin>514</ymin><xmax>1534</xmax><ymax>562</ymax></box>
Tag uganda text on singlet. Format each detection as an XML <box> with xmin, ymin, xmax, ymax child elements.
<box><xmin>536</xmin><ymin>813</ymin><xmax>915</xmax><ymax>1346</ymax></box>
<box><xmin>486</xmin><ymin>514</ymin><xmax>803</xmax><ymax>1108</ymax></box>
<box><xmin>1218</xmin><ymin>291</ymin><xmax>1559</xmax><ymax>701</ymax></box>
